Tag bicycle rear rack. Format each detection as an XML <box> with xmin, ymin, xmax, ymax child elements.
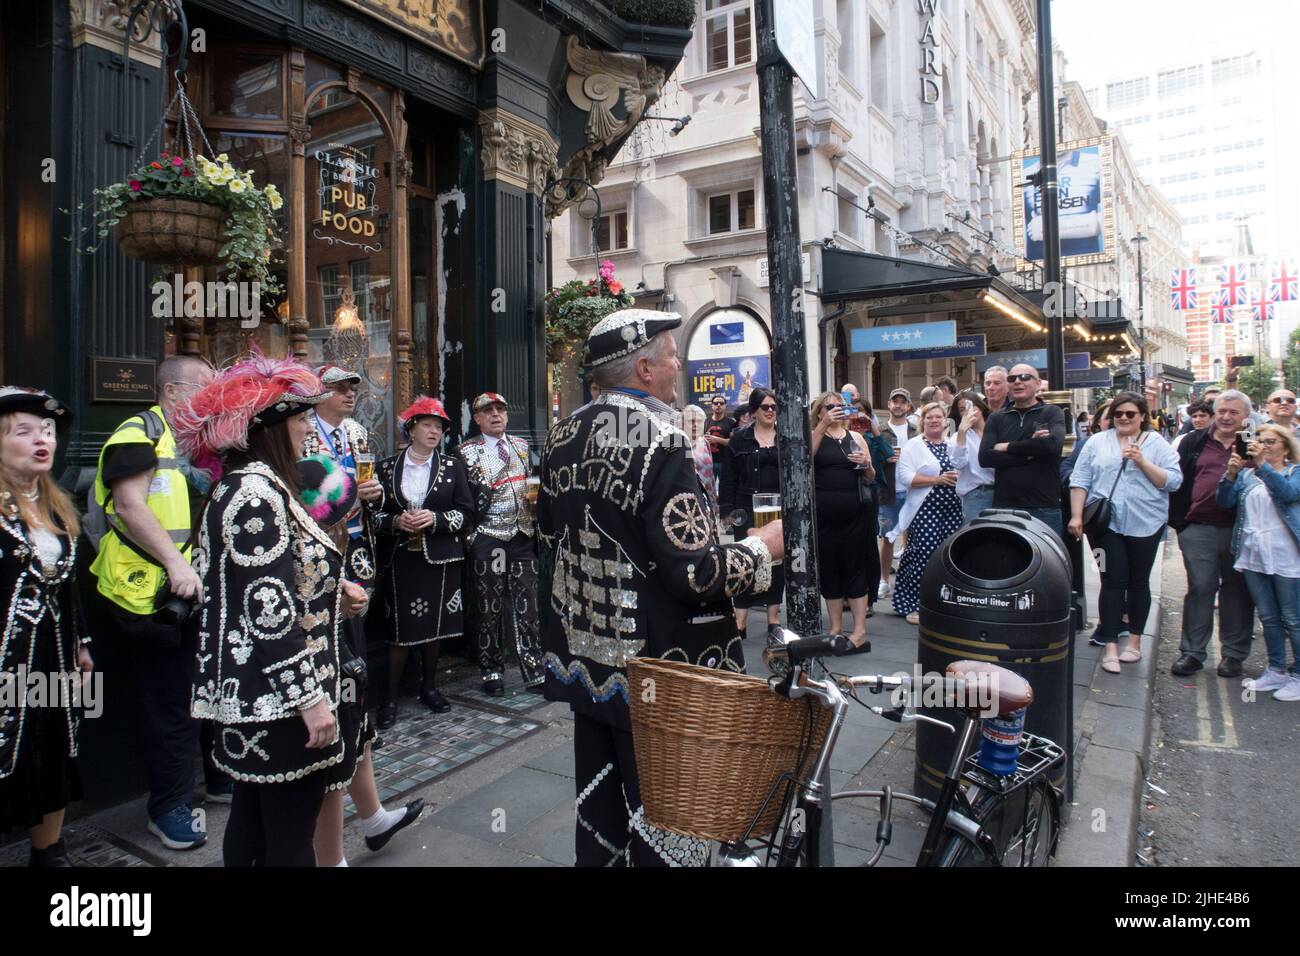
<box><xmin>959</xmin><ymin>732</ymin><xmax>1066</xmax><ymax>797</ymax></box>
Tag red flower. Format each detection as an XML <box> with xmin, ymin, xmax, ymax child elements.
<box><xmin>129</xmin><ymin>179</ymin><xmax>143</xmax><ymax>192</ymax></box>
<box><xmin>172</xmin><ymin>156</ymin><xmax>184</xmax><ymax>167</ymax></box>
<box><xmin>161</xmin><ymin>151</ymin><xmax>170</xmax><ymax>158</ymax></box>
<box><xmin>181</xmin><ymin>168</ymin><xmax>193</xmax><ymax>177</ymax></box>
<box><xmin>150</xmin><ymin>161</ymin><xmax>163</xmax><ymax>169</ymax></box>
<box><xmin>608</xmin><ymin>280</ymin><xmax>623</xmax><ymax>295</ymax></box>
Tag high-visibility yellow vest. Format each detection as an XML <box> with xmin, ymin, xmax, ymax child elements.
<box><xmin>90</xmin><ymin>405</ymin><xmax>192</xmax><ymax>616</ymax></box>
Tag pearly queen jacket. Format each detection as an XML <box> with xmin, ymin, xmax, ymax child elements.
<box><xmin>0</xmin><ymin>506</ymin><xmax>86</xmax><ymax>780</ymax></box>
<box><xmin>191</xmin><ymin>463</ymin><xmax>344</xmax><ymax>734</ymax></box>
<box><xmin>537</xmin><ymin>391</ymin><xmax>774</xmax><ymax>730</ymax></box>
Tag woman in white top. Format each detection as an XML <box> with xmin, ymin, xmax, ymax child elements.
<box><xmin>1217</xmin><ymin>423</ymin><xmax>1300</xmax><ymax>701</ymax></box>
<box><xmin>947</xmin><ymin>389</ymin><xmax>996</xmax><ymax>525</ymax></box>
<box><xmin>890</xmin><ymin>402</ymin><xmax>963</xmax><ymax>625</ymax></box>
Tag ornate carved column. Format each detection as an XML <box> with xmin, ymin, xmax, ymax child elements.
<box><xmin>68</xmin><ymin>0</ymin><xmax>166</xmax><ymax>67</ymax></box>
<box><xmin>288</xmin><ymin>49</ymin><xmax>309</xmax><ymax>360</ymax></box>
<box><xmin>391</xmin><ymin>90</ymin><xmax>414</xmax><ymax>411</ymax></box>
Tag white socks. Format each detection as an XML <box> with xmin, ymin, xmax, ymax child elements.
<box><xmin>357</xmin><ymin>805</ymin><xmax>404</xmax><ymax>837</ymax></box>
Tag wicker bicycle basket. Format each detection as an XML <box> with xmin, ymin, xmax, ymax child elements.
<box><xmin>627</xmin><ymin>657</ymin><xmax>832</xmax><ymax>842</ymax></box>
<box><xmin>115</xmin><ymin>197</ymin><xmax>227</xmax><ymax>266</ymax></box>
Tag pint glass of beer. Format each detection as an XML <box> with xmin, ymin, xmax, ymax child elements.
<box><xmin>525</xmin><ymin>476</ymin><xmax>540</xmax><ymax>519</ymax></box>
<box><xmin>752</xmin><ymin>493</ymin><xmax>781</xmax><ymax>528</ymax></box>
<box><xmin>355</xmin><ymin>452</ymin><xmax>375</xmax><ymax>484</ymax></box>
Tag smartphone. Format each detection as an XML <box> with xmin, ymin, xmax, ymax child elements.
<box><xmin>1235</xmin><ymin>433</ymin><xmax>1249</xmax><ymax>457</ymax></box>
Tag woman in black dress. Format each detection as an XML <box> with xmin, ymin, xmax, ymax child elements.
<box><xmin>0</xmin><ymin>388</ymin><xmax>90</xmax><ymax>867</ymax></box>
<box><xmin>719</xmin><ymin>388</ymin><xmax>784</xmax><ymax>637</ymax></box>
<box><xmin>811</xmin><ymin>391</ymin><xmax>876</xmax><ymax>649</ymax></box>
<box><xmin>370</xmin><ymin>397</ymin><xmax>475</xmax><ymax>727</ymax></box>
<box><xmin>175</xmin><ymin>357</ymin><xmax>370</xmax><ymax>867</ymax></box>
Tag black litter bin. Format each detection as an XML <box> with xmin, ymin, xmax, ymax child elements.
<box><xmin>913</xmin><ymin>509</ymin><xmax>1071</xmax><ymax>801</ymax></box>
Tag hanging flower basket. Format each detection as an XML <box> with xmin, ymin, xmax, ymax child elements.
<box><xmin>545</xmin><ymin>259</ymin><xmax>636</xmax><ymax>364</ymax></box>
<box><xmin>115</xmin><ymin>196</ymin><xmax>227</xmax><ymax>266</ymax></box>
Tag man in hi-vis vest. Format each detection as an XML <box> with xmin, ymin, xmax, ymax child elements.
<box><xmin>90</xmin><ymin>354</ymin><xmax>216</xmax><ymax>852</ymax></box>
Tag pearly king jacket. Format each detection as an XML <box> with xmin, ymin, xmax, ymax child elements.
<box><xmin>191</xmin><ymin>463</ymin><xmax>346</xmax><ymax>782</ymax></box>
<box><xmin>455</xmin><ymin>433</ymin><xmax>534</xmax><ymax>542</ymax></box>
<box><xmin>0</xmin><ymin>505</ymin><xmax>86</xmax><ymax>780</ymax></box>
<box><xmin>537</xmin><ymin>391</ymin><xmax>774</xmax><ymax>730</ymax></box>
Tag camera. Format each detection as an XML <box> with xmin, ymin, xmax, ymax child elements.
<box><xmin>154</xmin><ymin>580</ymin><xmax>198</xmax><ymax>628</ymax></box>
<box><xmin>1235</xmin><ymin>422</ymin><xmax>1256</xmax><ymax>458</ymax></box>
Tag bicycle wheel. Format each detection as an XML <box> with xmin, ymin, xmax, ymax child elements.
<box><xmin>936</xmin><ymin>780</ymin><xmax>1059</xmax><ymax>867</ymax></box>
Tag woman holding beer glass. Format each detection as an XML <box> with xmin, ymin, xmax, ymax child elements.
<box><xmin>370</xmin><ymin>397</ymin><xmax>475</xmax><ymax>727</ymax></box>
<box><xmin>890</xmin><ymin>402</ymin><xmax>964</xmax><ymax>624</ymax></box>
<box><xmin>810</xmin><ymin>391</ymin><xmax>876</xmax><ymax>649</ymax></box>
<box><xmin>720</xmin><ymin>387</ymin><xmax>784</xmax><ymax>637</ymax></box>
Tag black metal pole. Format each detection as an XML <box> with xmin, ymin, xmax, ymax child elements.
<box><xmin>1036</xmin><ymin>0</ymin><xmax>1064</xmax><ymax>389</ymax></box>
<box><xmin>754</xmin><ymin>0</ymin><xmax>820</xmax><ymax>636</ymax></box>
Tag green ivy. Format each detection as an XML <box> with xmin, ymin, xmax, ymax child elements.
<box><xmin>609</xmin><ymin>0</ymin><xmax>697</xmax><ymax>28</ymax></box>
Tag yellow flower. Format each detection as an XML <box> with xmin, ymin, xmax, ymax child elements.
<box><xmin>202</xmin><ymin>162</ymin><xmax>222</xmax><ymax>179</ymax></box>
<box><xmin>228</xmin><ymin>178</ymin><xmax>246</xmax><ymax>194</ymax></box>
<box><xmin>217</xmin><ymin>153</ymin><xmax>229</xmax><ymax>163</ymax></box>
<box><xmin>220</xmin><ymin>164</ymin><xmax>236</xmax><ymax>182</ymax></box>
<box><xmin>268</xmin><ymin>193</ymin><xmax>283</xmax><ymax>211</ymax></box>
<box><xmin>264</xmin><ymin>184</ymin><xmax>283</xmax><ymax>210</ymax></box>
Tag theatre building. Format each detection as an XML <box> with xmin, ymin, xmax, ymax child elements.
<box><xmin>1</xmin><ymin>0</ymin><xmax>689</xmax><ymax>804</ymax></box>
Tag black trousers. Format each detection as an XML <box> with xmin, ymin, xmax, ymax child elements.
<box><xmin>470</xmin><ymin>532</ymin><xmax>544</xmax><ymax>685</ymax></box>
<box><xmin>223</xmin><ymin>775</ymin><xmax>327</xmax><ymax>867</ymax></box>
<box><xmin>97</xmin><ymin>593</ymin><xmax>224</xmax><ymax>819</ymax></box>
<box><xmin>572</xmin><ymin>712</ymin><xmax>709</xmax><ymax>867</ymax></box>
<box><xmin>1094</xmin><ymin>526</ymin><xmax>1165</xmax><ymax>642</ymax></box>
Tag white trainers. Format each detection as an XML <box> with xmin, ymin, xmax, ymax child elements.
<box><xmin>1273</xmin><ymin>676</ymin><xmax>1300</xmax><ymax>702</ymax></box>
<box><xmin>1247</xmin><ymin>667</ymin><xmax>1292</xmax><ymax>693</ymax></box>
<box><xmin>878</xmin><ymin>580</ymin><xmax>892</xmax><ymax>600</ymax></box>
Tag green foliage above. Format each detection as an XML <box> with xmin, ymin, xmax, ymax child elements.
<box><xmin>609</xmin><ymin>0</ymin><xmax>697</xmax><ymax>28</ymax></box>
<box><xmin>545</xmin><ymin>260</ymin><xmax>635</xmax><ymax>364</ymax></box>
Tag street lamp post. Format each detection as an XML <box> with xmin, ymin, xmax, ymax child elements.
<box><xmin>1131</xmin><ymin>233</ymin><xmax>1148</xmax><ymax>391</ymax></box>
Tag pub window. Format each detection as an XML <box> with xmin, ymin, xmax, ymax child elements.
<box><xmin>319</xmin><ymin>265</ymin><xmax>341</xmax><ymax>319</ymax></box>
<box><xmin>704</xmin><ymin>0</ymin><xmax>752</xmax><ymax>73</ymax></box>
<box><xmin>207</xmin><ymin>48</ymin><xmax>285</xmax><ymax>121</ymax></box>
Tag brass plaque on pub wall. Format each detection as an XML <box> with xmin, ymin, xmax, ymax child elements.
<box><xmin>339</xmin><ymin>0</ymin><xmax>483</xmax><ymax>66</ymax></box>
<box><xmin>91</xmin><ymin>358</ymin><xmax>157</xmax><ymax>404</ymax></box>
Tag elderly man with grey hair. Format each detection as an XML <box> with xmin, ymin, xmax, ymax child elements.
<box><xmin>538</xmin><ymin>309</ymin><xmax>782</xmax><ymax>866</ymax></box>
<box><xmin>1167</xmin><ymin>388</ymin><xmax>1257</xmax><ymax>677</ymax></box>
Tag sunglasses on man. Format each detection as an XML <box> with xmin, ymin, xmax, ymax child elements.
<box><xmin>1007</xmin><ymin>373</ymin><xmax>1038</xmax><ymax>383</ymax></box>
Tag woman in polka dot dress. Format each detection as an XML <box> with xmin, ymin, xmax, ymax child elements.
<box><xmin>889</xmin><ymin>403</ymin><xmax>964</xmax><ymax>624</ymax></box>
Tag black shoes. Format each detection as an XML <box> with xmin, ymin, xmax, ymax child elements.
<box><xmin>482</xmin><ymin>677</ymin><xmax>505</xmax><ymax>696</ymax></box>
<box><xmin>376</xmin><ymin>702</ymin><xmax>398</xmax><ymax>729</ymax></box>
<box><xmin>29</xmin><ymin>839</ymin><xmax>72</xmax><ymax>867</ymax></box>
<box><xmin>419</xmin><ymin>688</ymin><xmax>451</xmax><ymax>713</ymax></box>
<box><xmin>1170</xmin><ymin>654</ymin><xmax>1203</xmax><ymax>676</ymax></box>
<box><xmin>1216</xmin><ymin>657</ymin><xmax>1243</xmax><ymax>679</ymax></box>
<box><xmin>364</xmin><ymin>799</ymin><xmax>426</xmax><ymax>853</ymax></box>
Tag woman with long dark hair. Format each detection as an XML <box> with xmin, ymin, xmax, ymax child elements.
<box><xmin>719</xmin><ymin>387</ymin><xmax>784</xmax><ymax>636</ymax></box>
<box><xmin>370</xmin><ymin>397</ymin><xmax>475</xmax><ymax>728</ymax></box>
<box><xmin>175</xmin><ymin>357</ymin><xmax>369</xmax><ymax>866</ymax></box>
<box><xmin>0</xmin><ymin>388</ymin><xmax>91</xmax><ymax>866</ymax></box>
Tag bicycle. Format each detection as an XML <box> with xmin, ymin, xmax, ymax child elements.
<box><xmin>714</xmin><ymin>627</ymin><xmax>1066</xmax><ymax>867</ymax></box>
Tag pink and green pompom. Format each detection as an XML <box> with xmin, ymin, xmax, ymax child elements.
<box><xmin>298</xmin><ymin>454</ymin><xmax>354</xmax><ymax>523</ymax></box>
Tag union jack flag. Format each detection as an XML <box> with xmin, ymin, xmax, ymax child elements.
<box><xmin>1252</xmin><ymin>288</ymin><xmax>1274</xmax><ymax>323</ymax></box>
<box><xmin>1209</xmin><ymin>287</ymin><xmax>1234</xmax><ymax>324</ymax></box>
<box><xmin>1271</xmin><ymin>258</ymin><xmax>1298</xmax><ymax>303</ymax></box>
<box><xmin>1170</xmin><ymin>268</ymin><xmax>1197</xmax><ymax>311</ymax></box>
<box><xmin>1219</xmin><ymin>261</ymin><xmax>1250</xmax><ymax>305</ymax></box>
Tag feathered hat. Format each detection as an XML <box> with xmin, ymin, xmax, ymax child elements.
<box><xmin>173</xmin><ymin>352</ymin><xmax>327</xmax><ymax>461</ymax></box>
<box><xmin>398</xmin><ymin>395</ymin><xmax>452</xmax><ymax>430</ymax></box>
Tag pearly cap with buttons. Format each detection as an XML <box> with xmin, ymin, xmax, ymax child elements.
<box><xmin>582</xmin><ymin>308</ymin><xmax>682</xmax><ymax>369</ymax></box>
<box><xmin>0</xmin><ymin>386</ymin><xmax>72</xmax><ymax>431</ymax></box>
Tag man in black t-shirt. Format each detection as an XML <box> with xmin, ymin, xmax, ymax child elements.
<box><xmin>703</xmin><ymin>395</ymin><xmax>735</xmax><ymax>496</ymax></box>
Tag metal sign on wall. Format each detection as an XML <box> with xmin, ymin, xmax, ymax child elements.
<box><xmin>90</xmin><ymin>358</ymin><xmax>157</xmax><ymax>404</ymax></box>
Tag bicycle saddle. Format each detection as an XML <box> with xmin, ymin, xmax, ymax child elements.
<box><xmin>945</xmin><ymin>660</ymin><xmax>1034</xmax><ymax>717</ymax></box>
